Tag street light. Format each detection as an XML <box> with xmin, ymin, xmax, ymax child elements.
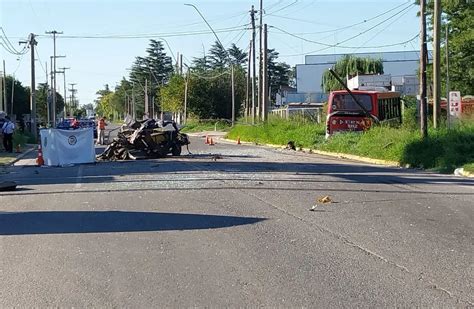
<box><xmin>184</xmin><ymin>3</ymin><xmax>236</xmax><ymax>126</ymax></box>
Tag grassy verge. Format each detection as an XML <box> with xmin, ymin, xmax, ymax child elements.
<box><xmin>462</xmin><ymin>163</ymin><xmax>474</xmax><ymax>173</ymax></box>
<box><xmin>227</xmin><ymin>117</ymin><xmax>474</xmax><ymax>173</ymax></box>
<box><xmin>0</xmin><ymin>153</ymin><xmax>17</xmax><ymax>166</ymax></box>
<box><xmin>180</xmin><ymin>119</ymin><xmax>232</xmax><ymax>133</ymax></box>
<box><xmin>227</xmin><ymin>117</ymin><xmax>326</xmax><ymax>147</ymax></box>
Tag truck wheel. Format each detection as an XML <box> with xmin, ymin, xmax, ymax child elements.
<box><xmin>171</xmin><ymin>144</ymin><xmax>182</xmax><ymax>156</ymax></box>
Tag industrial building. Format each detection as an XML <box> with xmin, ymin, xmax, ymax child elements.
<box><xmin>283</xmin><ymin>50</ymin><xmax>427</xmax><ymax>105</ymax></box>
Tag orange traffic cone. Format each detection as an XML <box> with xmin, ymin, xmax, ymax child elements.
<box><xmin>205</xmin><ymin>135</ymin><xmax>209</xmax><ymax>144</ymax></box>
<box><xmin>209</xmin><ymin>137</ymin><xmax>215</xmax><ymax>146</ymax></box>
<box><xmin>36</xmin><ymin>144</ymin><xmax>44</xmax><ymax>166</ymax></box>
<box><xmin>15</xmin><ymin>144</ymin><xmax>21</xmax><ymax>153</ymax></box>
<box><xmin>237</xmin><ymin>136</ymin><xmax>241</xmax><ymax>145</ymax></box>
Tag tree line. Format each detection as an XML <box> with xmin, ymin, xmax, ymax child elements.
<box><xmin>95</xmin><ymin>39</ymin><xmax>293</xmax><ymax>121</ymax></box>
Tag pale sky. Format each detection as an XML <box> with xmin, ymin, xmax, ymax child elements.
<box><xmin>1</xmin><ymin>0</ymin><xmax>420</xmax><ymax>105</ymax></box>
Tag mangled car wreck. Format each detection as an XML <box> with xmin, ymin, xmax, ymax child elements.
<box><xmin>97</xmin><ymin>119</ymin><xmax>190</xmax><ymax>161</ymax></box>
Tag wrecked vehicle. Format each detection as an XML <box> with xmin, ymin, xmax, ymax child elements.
<box><xmin>97</xmin><ymin>119</ymin><xmax>190</xmax><ymax>161</ymax></box>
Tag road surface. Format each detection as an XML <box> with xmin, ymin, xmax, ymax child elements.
<box><xmin>1</xmin><ymin>135</ymin><xmax>473</xmax><ymax>307</ymax></box>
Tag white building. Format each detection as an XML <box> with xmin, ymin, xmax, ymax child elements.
<box><xmin>295</xmin><ymin>50</ymin><xmax>427</xmax><ymax>98</ymax></box>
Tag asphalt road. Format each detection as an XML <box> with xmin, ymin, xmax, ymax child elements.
<box><xmin>1</xmin><ymin>135</ymin><xmax>473</xmax><ymax>307</ymax></box>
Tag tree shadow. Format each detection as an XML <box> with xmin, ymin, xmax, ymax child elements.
<box><xmin>0</xmin><ymin>211</ymin><xmax>265</xmax><ymax>236</ymax></box>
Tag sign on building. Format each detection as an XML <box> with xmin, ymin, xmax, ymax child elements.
<box><xmin>449</xmin><ymin>91</ymin><xmax>461</xmax><ymax>118</ymax></box>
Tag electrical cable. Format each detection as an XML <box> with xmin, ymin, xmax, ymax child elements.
<box><xmin>270</xmin><ymin>3</ymin><xmax>416</xmax><ymax>52</ymax></box>
<box><xmin>37</xmin><ymin>25</ymin><xmax>250</xmax><ymax>39</ymax></box>
<box><xmin>352</xmin><ymin>4</ymin><xmax>416</xmax><ymax>52</ymax></box>
<box><xmin>279</xmin><ymin>33</ymin><xmax>420</xmax><ymax>57</ymax></box>
<box><xmin>266</xmin><ymin>1</ymin><xmax>412</xmax><ymax>31</ymax></box>
<box><xmin>266</xmin><ymin>0</ymin><xmax>299</xmax><ymax>15</ymax></box>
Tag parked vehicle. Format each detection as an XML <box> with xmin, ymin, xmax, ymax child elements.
<box><xmin>326</xmin><ymin>89</ymin><xmax>402</xmax><ymax>138</ymax></box>
<box><xmin>56</xmin><ymin>118</ymin><xmax>98</xmax><ymax>138</ymax></box>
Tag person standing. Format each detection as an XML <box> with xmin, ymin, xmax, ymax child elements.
<box><xmin>2</xmin><ymin>116</ymin><xmax>15</xmax><ymax>153</ymax></box>
<box><xmin>97</xmin><ymin>116</ymin><xmax>107</xmax><ymax>145</ymax></box>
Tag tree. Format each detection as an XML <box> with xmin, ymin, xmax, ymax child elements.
<box><xmin>267</xmin><ymin>49</ymin><xmax>292</xmax><ymax>103</ymax></box>
<box><xmin>208</xmin><ymin>41</ymin><xmax>228</xmax><ymax>70</ymax></box>
<box><xmin>3</xmin><ymin>76</ymin><xmax>30</xmax><ymax>117</ymax></box>
<box><xmin>129</xmin><ymin>39</ymin><xmax>174</xmax><ymax>117</ymax></box>
<box><xmin>228</xmin><ymin>43</ymin><xmax>248</xmax><ymax>67</ymax></box>
<box><xmin>34</xmin><ymin>83</ymin><xmax>64</xmax><ymax>124</ymax></box>
<box><xmin>160</xmin><ymin>75</ymin><xmax>185</xmax><ymax>116</ymax></box>
<box><xmin>321</xmin><ymin>55</ymin><xmax>384</xmax><ymax>92</ymax></box>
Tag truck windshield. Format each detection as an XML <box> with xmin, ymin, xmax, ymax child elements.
<box><xmin>331</xmin><ymin>94</ymin><xmax>372</xmax><ymax>112</ymax></box>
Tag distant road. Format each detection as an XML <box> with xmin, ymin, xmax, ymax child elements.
<box><xmin>1</xmin><ymin>135</ymin><xmax>473</xmax><ymax>307</ymax></box>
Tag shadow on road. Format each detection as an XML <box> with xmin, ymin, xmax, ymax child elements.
<box><xmin>0</xmin><ymin>211</ymin><xmax>265</xmax><ymax>235</ymax></box>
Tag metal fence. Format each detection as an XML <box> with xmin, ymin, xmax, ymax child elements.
<box><xmin>271</xmin><ymin>107</ymin><xmax>324</xmax><ymax>123</ymax></box>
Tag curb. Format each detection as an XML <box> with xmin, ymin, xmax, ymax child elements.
<box><xmin>222</xmin><ymin>137</ymin><xmax>402</xmax><ymax>167</ymax></box>
<box><xmin>454</xmin><ymin>168</ymin><xmax>474</xmax><ymax>178</ymax></box>
<box><xmin>3</xmin><ymin>147</ymin><xmax>36</xmax><ymax>167</ymax></box>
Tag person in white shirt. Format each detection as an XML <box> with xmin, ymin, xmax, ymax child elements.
<box><xmin>1</xmin><ymin>116</ymin><xmax>15</xmax><ymax>153</ymax></box>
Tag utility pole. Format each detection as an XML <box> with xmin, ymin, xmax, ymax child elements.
<box><xmin>180</xmin><ymin>54</ymin><xmax>183</xmax><ymax>75</ymax></box>
<box><xmin>445</xmin><ymin>24</ymin><xmax>450</xmax><ymax>129</ymax></box>
<box><xmin>132</xmin><ymin>82</ymin><xmax>136</xmax><ymax>119</ymax></box>
<box><xmin>184</xmin><ymin>70</ymin><xmax>189</xmax><ymax>124</ymax></box>
<box><xmin>69</xmin><ymin>83</ymin><xmax>77</xmax><ymax>114</ymax></box>
<box><xmin>0</xmin><ymin>68</ymin><xmax>3</xmax><ymax>112</ymax></box>
<box><xmin>258</xmin><ymin>0</ymin><xmax>263</xmax><ymax>119</ymax></box>
<box><xmin>420</xmin><ymin>0</ymin><xmax>428</xmax><ymax>138</ymax></box>
<box><xmin>250</xmin><ymin>5</ymin><xmax>257</xmax><ymax>124</ymax></box>
<box><xmin>246</xmin><ymin>40</ymin><xmax>251</xmax><ymax>119</ymax></box>
<box><xmin>144</xmin><ymin>78</ymin><xmax>149</xmax><ymax>118</ymax></box>
<box><xmin>231</xmin><ymin>64</ymin><xmax>235</xmax><ymax>126</ymax></box>
<box><xmin>262</xmin><ymin>24</ymin><xmax>269</xmax><ymax>121</ymax></box>
<box><xmin>433</xmin><ymin>0</ymin><xmax>441</xmax><ymax>128</ymax></box>
<box><xmin>58</xmin><ymin>67</ymin><xmax>70</xmax><ymax>117</ymax></box>
<box><xmin>46</xmin><ymin>30</ymin><xmax>63</xmax><ymax>127</ymax></box>
<box><xmin>2</xmin><ymin>60</ymin><xmax>6</xmax><ymax>112</ymax></box>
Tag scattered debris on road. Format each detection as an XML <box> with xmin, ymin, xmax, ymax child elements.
<box><xmin>317</xmin><ymin>195</ymin><xmax>332</xmax><ymax>204</ymax></box>
<box><xmin>97</xmin><ymin>119</ymin><xmax>190</xmax><ymax>161</ymax></box>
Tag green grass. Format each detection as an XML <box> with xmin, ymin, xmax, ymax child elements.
<box><xmin>227</xmin><ymin>116</ymin><xmax>474</xmax><ymax>173</ymax></box>
<box><xmin>226</xmin><ymin>117</ymin><xmax>326</xmax><ymax>148</ymax></box>
<box><xmin>463</xmin><ymin>163</ymin><xmax>474</xmax><ymax>173</ymax></box>
<box><xmin>180</xmin><ymin>119</ymin><xmax>232</xmax><ymax>133</ymax></box>
<box><xmin>0</xmin><ymin>152</ymin><xmax>17</xmax><ymax>166</ymax></box>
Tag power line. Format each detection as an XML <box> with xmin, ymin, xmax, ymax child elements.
<box><xmin>279</xmin><ymin>33</ymin><xmax>420</xmax><ymax>57</ymax></box>
<box><xmin>34</xmin><ymin>46</ymin><xmax>47</xmax><ymax>75</ymax></box>
<box><xmin>270</xmin><ymin>3</ymin><xmax>416</xmax><ymax>51</ymax></box>
<box><xmin>35</xmin><ymin>25</ymin><xmax>250</xmax><ymax>39</ymax></box>
<box><xmin>352</xmin><ymin>4</ymin><xmax>416</xmax><ymax>53</ymax></box>
<box><xmin>1</xmin><ymin>27</ymin><xmax>28</xmax><ymax>55</ymax></box>
<box><xmin>266</xmin><ymin>0</ymin><xmax>299</xmax><ymax>15</ymax></box>
<box><xmin>265</xmin><ymin>0</ymin><xmax>411</xmax><ymax>29</ymax></box>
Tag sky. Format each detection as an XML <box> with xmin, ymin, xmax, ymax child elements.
<box><xmin>1</xmin><ymin>0</ymin><xmax>420</xmax><ymax>106</ymax></box>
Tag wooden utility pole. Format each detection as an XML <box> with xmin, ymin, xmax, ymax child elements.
<box><xmin>231</xmin><ymin>65</ymin><xmax>235</xmax><ymax>126</ymax></box>
<box><xmin>246</xmin><ymin>40</ymin><xmax>251</xmax><ymax>119</ymax></box>
<box><xmin>46</xmin><ymin>30</ymin><xmax>62</xmax><ymax>127</ymax></box>
<box><xmin>258</xmin><ymin>0</ymin><xmax>263</xmax><ymax>119</ymax></box>
<box><xmin>445</xmin><ymin>24</ymin><xmax>450</xmax><ymax>128</ymax></box>
<box><xmin>184</xmin><ymin>70</ymin><xmax>189</xmax><ymax>125</ymax></box>
<box><xmin>144</xmin><ymin>78</ymin><xmax>149</xmax><ymax>117</ymax></box>
<box><xmin>420</xmin><ymin>0</ymin><xmax>428</xmax><ymax>138</ymax></box>
<box><xmin>250</xmin><ymin>5</ymin><xmax>257</xmax><ymax>124</ymax></box>
<box><xmin>58</xmin><ymin>67</ymin><xmax>70</xmax><ymax>117</ymax></box>
<box><xmin>2</xmin><ymin>60</ymin><xmax>6</xmax><ymax>112</ymax></box>
<box><xmin>262</xmin><ymin>24</ymin><xmax>268</xmax><ymax>121</ymax></box>
<box><xmin>433</xmin><ymin>0</ymin><xmax>441</xmax><ymax>128</ymax></box>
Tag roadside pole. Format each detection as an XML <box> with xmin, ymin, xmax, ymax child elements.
<box><xmin>433</xmin><ymin>0</ymin><xmax>441</xmax><ymax>128</ymax></box>
<box><xmin>419</xmin><ymin>0</ymin><xmax>428</xmax><ymax>139</ymax></box>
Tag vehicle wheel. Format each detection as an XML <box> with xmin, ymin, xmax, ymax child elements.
<box><xmin>171</xmin><ymin>144</ymin><xmax>182</xmax><ymax>156</ymax></box>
